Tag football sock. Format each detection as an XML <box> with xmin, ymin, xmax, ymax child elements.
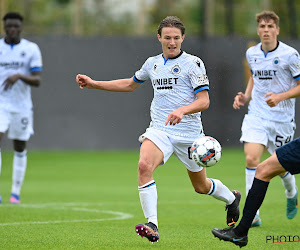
<box><xmin>235</xmin><ymin>178</ymin><xmax>269</xmax><ymax>236</ymax></box>
<box><xmin>245</xmin><ymin>167</ymin><xmax>259</xmax><ymax>215</ymax></box>
<box><xmin>11</xmin><ymin>150</ymin><xmax>27</xmax><ymax>196</ymax></box>
<box><xmin>208</xmin><ymin>179</ymin><xmax>235</xmax><ymax>205</ymax></box>
<box><xmin>280</xmin><ymin>172</ymin><xmax>297</xmax><ymax>198</ymax></box>
<box><xmin>138</xmin><ymin>180</ymin><xmax>158</xmax><ymax>227</ymax></box>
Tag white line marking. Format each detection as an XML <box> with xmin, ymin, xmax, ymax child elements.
<box><xmin>0</xmin><ymin>202</ymin><xmax>133</xmax><ymax>226</ymax></box>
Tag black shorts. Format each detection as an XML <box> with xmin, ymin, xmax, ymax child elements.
<box><xmin>276</xmin><ymin>137</ymin><xmax>300</xmax><ymax>175</ymax></box>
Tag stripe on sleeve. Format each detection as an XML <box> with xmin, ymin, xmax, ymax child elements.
<box><xmin>133</xmin><ymin>75</ymin><xmax>144</xmax><ymax>83</ymax></box>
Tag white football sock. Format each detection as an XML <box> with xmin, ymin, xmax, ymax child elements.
<box><xmin>281</xmin><ymin>172</ymin><xmax>297</xmax><ymax>198</ymax></box>
<box><xmin>246</xmin><ymin>167</ymin><xmax>259</xmax><ymax>215</ymax></box>
<box><xmin>11</xmin><ymin>150</ymin><xmax>27</xmax><ymax>196</ymax></box>
<box><xmin>138</xmin><ymin>180</ymin><xmax>158</xmax><ymax>227</ymax></box>
<box><xmin>208</xmin><ymin>179</ymin><xmax>235</xmax><ymax>205</ymax></box>
<box><xmin>246</xmin><ymin>168</ymin><xmax>256</xmax><ymax>195</ymax></box>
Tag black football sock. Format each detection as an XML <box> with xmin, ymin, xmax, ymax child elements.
<box><xmin>234</xmin><ymin>178</ymin><xmax>269</xmax><ymax>236</ymax></box>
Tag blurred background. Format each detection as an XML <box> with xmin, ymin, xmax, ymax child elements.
<box><xmin>1</xmin><ymin>0</ymin><xmax>300</xmax><ymax>150</ymax></box>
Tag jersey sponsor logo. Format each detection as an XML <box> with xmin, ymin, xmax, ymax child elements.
<box><xmin>197</xmin><ymin>74</ymin><xmax>208</xmax><ymax>84</ymax></box>
<box><xmin>253</xmin><ymin>70</ymin><xmax>277</xmax><ymax>80</ymax></box>
<box><xmin>152</xmin><ymin>77</ymin><xmax>178</xmax><ymax>90</ymax></box>
<box><xmin>273</xmin><ymin>57</ymin><xmax>280</xmax><ymax>65</ymax></box>
<box><xmin>0</xmin><ymin>61</ymin><xmax>25</xmax><ymax>69</ymax></box>
<box><xmin>171</xmin><ymin>64</ymin><xmax>181</xmax><ymax>75</ymax></box>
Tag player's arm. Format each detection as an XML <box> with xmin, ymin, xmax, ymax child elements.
<box><xmin>165</xmin><ymin>90</ymin><xmax>209</xmax><ymax>126</ymax></box>
<box><xmin>265</xmin><ymin>79</ymin><xmax>300</xmax><ymax>107</ymax></box>
<box><xmin>76</xmin><ymin>74</ymin><xmax>141</xmax><ymax>92</ymax></box>
<box><xmin>3</xmin><ymin>71</ymin><xmax>41</xmax><ymax>91</ymax></box>
<box><xmin>233</xmin><ymin>76</ymin><xmax>253</xmax><ymax>109</ymax></box>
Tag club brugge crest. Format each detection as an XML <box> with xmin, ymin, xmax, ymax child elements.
<box><xmin>171</xmin><ymin>64</ymin><xmax>181</xmax><ymax>74</ymax></box>
<box><xmin>273</xmin><ymin>57</ymin><xmax>280</xmax><ymax>65</ymax></box>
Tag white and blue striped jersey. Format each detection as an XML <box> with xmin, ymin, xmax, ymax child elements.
<box><xmin>0</xmin><ymin>38</ymin><xmax>43</xmax><ymax>112</ymax></box>
<box><xmin>133</xmin><ymin>51</ymin><xmax>209</xmax><ymax>137</ymax></box>
<box><xmin>246</xmin><ymin>41</ymin><xmax>300</xmax><ymax>122</ymax></box>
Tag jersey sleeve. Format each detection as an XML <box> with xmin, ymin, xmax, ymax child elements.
<box><xmin>30</xmin><ymin>43</ymin><xmax>43</xmax><ymax>72</ymax></box>
<box><xmin>288</xmin><ymin>51</ymin><xmax>300</xmax><ymax>80</ymax></box>
<box><xmin>133</xmin><ymin>58</ymin><xmax>151</xmax><ymax>83</ymax></box>
<box><xmin>188</xmin><ymin>57</ymin><xmax>209</xmax><ymax>94</ymax></box>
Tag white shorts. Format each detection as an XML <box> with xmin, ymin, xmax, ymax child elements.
<box><xmin>240</xmin><ymin>114</ymin><xmax>296</xmax><ymax>154</ymax></box>
<box><xmin>0</xmin><ymin>109</ymin><xmax>34</xmax><ymax>141</ymax></box>
<box><xmin>139</xmin><ymin>127</ymin><xmax>204</xmax><ymax>172</ymax></box>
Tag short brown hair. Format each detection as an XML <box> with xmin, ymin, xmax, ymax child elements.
<box><xmin>256</xmin><ymin>11</ymin><xmax>279</xmax><ymax>27</ymax></box>
<box><xmin>157</xmin><ymin>16</ymin><xmax>185</xmax><ymax>36</ymax></box>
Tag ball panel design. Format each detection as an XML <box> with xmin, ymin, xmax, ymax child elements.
<box><xmin>190</xmin><ymin>136</ymin><xmax>222</xmax><ymax>167</ymax></box>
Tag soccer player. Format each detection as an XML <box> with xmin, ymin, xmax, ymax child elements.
<box><xmin>0</xmin><ymin>12</ymin><xmax>43</xmax><ymax>204</ymax></box>
<box><xmin>233</xmin><ymin>10</ymin><xmax>300</xmax><ymax>226</ymax></box>
<box><xmin>212</xmin><ymin>137</ymin><xmax>300</xmax><ymax>247</ymax></box>
<box><xmin>76</xmin><ymin>16</ymin><xmax>241</xmax><ymax>243</ymax></box>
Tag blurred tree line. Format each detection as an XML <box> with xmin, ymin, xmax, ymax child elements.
<box><xmin>0</xmin><ymin>0</ymin><xmax>299</xmax><ymax>38</ymax></box>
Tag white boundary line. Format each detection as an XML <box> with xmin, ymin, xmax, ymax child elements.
<box><xmin>0</xmin><ymin>202</ymin><xmax>133</xmax><ymax>226</ymax></box>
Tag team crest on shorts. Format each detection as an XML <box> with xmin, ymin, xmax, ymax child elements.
<box><xmin>273</xmin><ymin>57</ymin><xmax>280</xmax><ymax>65</ymax></box>
<box><xmin>171</xmin><ymin>64</ymin><xmax>181</xmax><ymax>74</ymax></box>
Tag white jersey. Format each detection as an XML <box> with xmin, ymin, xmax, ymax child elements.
<box><xmin>0</xmin><ymin>38</ymin><xmax>43</xmax><ymax>112</ymax></box>
<box><xmin>134</xmin><ymin>51</ymin><xmax>209</xmax><ymax>137</ymax></box>
<box><xmin>246</xmin><ymin>41</ymin><xmax>300</xmax><ymax>122</ymax></box>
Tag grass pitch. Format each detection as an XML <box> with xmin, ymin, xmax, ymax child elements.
<box><xmin>0</xmin><ymin>149</ymin><xmax>299</xmax><ymax>249</ymax></box>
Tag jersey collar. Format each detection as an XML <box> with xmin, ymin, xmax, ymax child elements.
<box><xmin>162</xmin><ymin>50</ymin><xmax>183</xmax><ymax>65</ymax></box>
<box><xmin>260</xmin><ymin>41</ymin><xmax>279</xmax><ymax>57</ymax></box>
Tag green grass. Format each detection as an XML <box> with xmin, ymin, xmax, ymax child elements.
<box><xmin>0</xmin><ymin>149</ymin><xmax>299</xmax><ymax>249</ymax></box>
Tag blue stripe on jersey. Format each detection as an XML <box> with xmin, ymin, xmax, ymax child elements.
<box><xmin>294</xmin><ymin>74</ymin><xmax>300</xmax><ymax>80</ymax></box>
<box><xmin>194</xmin><ymin>85</ymin><xmax>209</xmax><ymax>94</ymax></box>
<box><xmin>30</xmin><ymin>67</ymin><xmax>42</xmax><ymax>72</ymax></box>
<box><xmin>246</xmin><ymin>168</ymin><xmax>256</xmax><ymax>171</ymax></box>
<box><xmin>133</xmin><ymin>75</ymin><xmax>144</xmax><ymax>83</ymax></box>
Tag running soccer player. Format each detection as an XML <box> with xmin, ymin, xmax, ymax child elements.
<box><xmin>233</xmin><ymin>10</ymin><xmax>300</xmax><ymax>226</ymax></box>
<box><xmin>212</xmin><ymin>137</ymin><xmax>300</xmax><ymax>248</ymax></box>
<box><xmin>0</xmin><ymin>12</ymin><xmax>43</xmax><ymax>204</ymax></box>
<box><xmin>76</xmin><ymin>16</ymin><xmax>241</xmax><ymax>243</ymax></box>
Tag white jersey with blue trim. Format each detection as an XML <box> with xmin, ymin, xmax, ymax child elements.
<box><xmin>134</xmin><ymin>51</ymin><xmax>209</xmax><ymax>137</ymax></box>
<box><xmin>0</xmin><ymin>38</ymin><xmax>43</xmax><ymax>112</ymax></box>
<box><xmin>246</xmin><ymin>41</ymin><xmax>300</xmax><ymax>122</ymax></box>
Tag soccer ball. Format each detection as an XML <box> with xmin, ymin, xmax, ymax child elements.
<box><xmin>190</xmin><ymin>136</ymin><xmax>222</xmax><ymax>167</ymax></box>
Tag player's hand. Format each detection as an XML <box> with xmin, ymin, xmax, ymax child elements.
<box><xmin>2</xmin><ymin>74</ymin><xmax>20</xmax><ymax>91</ymax></box>
<box><xmin>265</xmin><ymin>92</ymin><xmax>281</xmax><ymax>107</ymax></box>
<box><xmin>76</xmin><ymin>74</ymin><xmax>94</xmax><ymax>89</ymax></box>
<box><xmin>165</xmin><ymin>108</ymin><xmax>184</xmax><ymax>126</ymax></box>
<box><xmin>233</xmin><ymin>92</ymin><xmax>246</xmax><ymax>109</ymax></box>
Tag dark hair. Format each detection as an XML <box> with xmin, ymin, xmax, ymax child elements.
<box><xmin>256</xmin><ymin>11</ymin><xmax>279</xmax><ymax>27</ymax></box>
<box><xmin>3</xmin><ymin>12</ymin><xmax>24</xmax><ymax>22</ymax></box>
<box><xmin>157</xmin><ymin>16</ymin><xmax>185</xmax><ymax>36</ymax></box>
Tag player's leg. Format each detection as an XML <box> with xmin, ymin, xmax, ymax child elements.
<box><xmin>10</xmin><ymin>139</ymin><xmax>27</xmax><ymax>204</ymax></box>
<box><xmin>8</xmin><ymin>112</ymin><xmax>33</xmax><ymax>204</ymax></box>
<box><xmin>270</xmin><ymin>121</ymin><xmax>298</xmax><ymax>219</ymax></box>
<box><xmin>244</xmin><ymin>142</ymin><xmax>264</xmax><ymax>226</ymax></box>
<box><xmin>172</xmin><ymin>137</ymin><xmax>240</xmax><ymax>226</ymax></box>
<box><xmin>138</xmin><ymin>138</ymin><xmax>163</xmax><ymax>226</ymax></box>
<box><xmin>240</xmin><ymin>114</ymin><xmax>268</xmax><ymax>226</ymax></box>
<box><xmin>187</xmin><ymin>170</ymin><xmax>240</xmax><ymax>226</ymax></box>
<box><xmin>136</xmin><ymin>128</ymin><xmax>174</xmax><ymax>243</ymax></box>
<box><xmin>211</xmin><ymin>153</ymin><xmax>284</xmax><ymax>247</ymax></box>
